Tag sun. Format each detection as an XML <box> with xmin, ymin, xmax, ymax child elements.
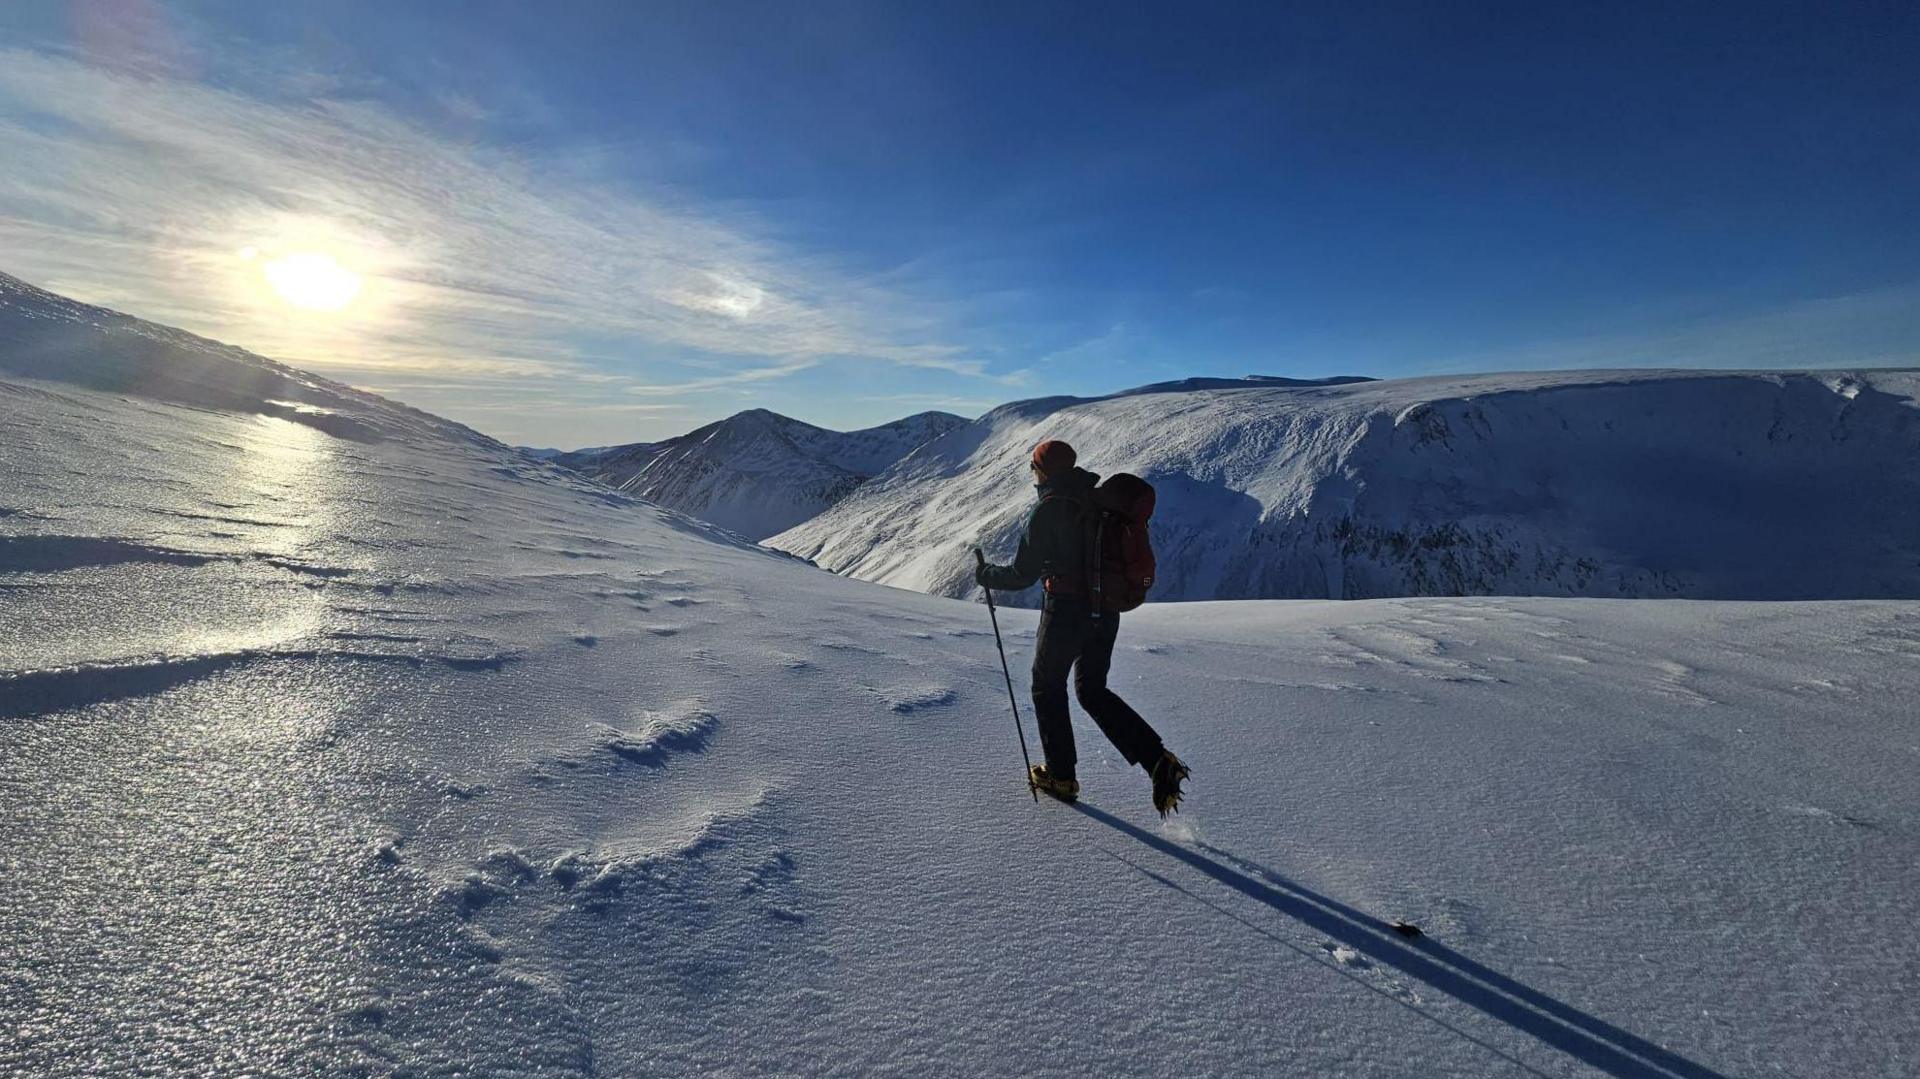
<box><xmin>259</xmin><ymin>251</ymin><xmax>363</xmax><ymax>312</ymax></box>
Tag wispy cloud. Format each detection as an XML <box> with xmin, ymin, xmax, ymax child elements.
<box><xmin>621</xmin><ymin>359</ymin><xmax>824</xmax><ymax>397</ymax></box>
<box><xmin>0</xmin><ymin>47</ymin><xmax>985</xmax><ymax>436</ymax></box>
<box><xmin>839</xmin><ymin>392</ymin><xmax>1000</xmax><ymax>416</ymax></box>
<box><xmin>1037</xmin><ymin>321</ymin><xmax>1131</xmax><ymax>367</ymax></box>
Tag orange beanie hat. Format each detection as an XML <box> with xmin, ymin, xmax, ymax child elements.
<box><xmin>1030</xmin><ymin>439</ymin><xmax>1076</xmax><ymax>474</ymax></box>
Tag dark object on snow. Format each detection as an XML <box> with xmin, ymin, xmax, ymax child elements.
<box><xmin>1150</xmin><ymin>750</ymin><xmax>1191</xmax><ymax>818</ymax></box>
<box><xmin>976</xmin><ymin>547</ymin><xmax>1038</xmax><ymax>802</ymax></box>
<box><xmin>979</xmin><ymin>458</ymin><xmax>1179</xmax><ymax>814</ymax></box>
<box><xmin>1029</xmin><ymin>764</ymin><xmax>1080</xmax><ymax>802</ymax></box>
<box><xmin>1389</xmin><ymin>920</ymin><xmax>1424</xmax><ymax>938</ymax></box>
<box><xmin>1030</xmin><ymin>591</ymin><xmax>1166</xmax><ymax>786</ymax></box>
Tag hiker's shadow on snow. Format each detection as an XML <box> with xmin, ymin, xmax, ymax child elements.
<box><xmin>1072</xmin><ymin>803</ymin><xmax>1726</xmax><ymax>1079</ymax></box>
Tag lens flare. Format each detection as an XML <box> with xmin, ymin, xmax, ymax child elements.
<box><xmin>262</xmin><ymin>251</ymin><xmax>362</xmax><ymax>311</ymax></box>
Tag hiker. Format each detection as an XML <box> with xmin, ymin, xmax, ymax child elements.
<box><xmin>975</xmin><ymin>438</ymin><xmax>1190</xmax><ymax>815</ymax></box>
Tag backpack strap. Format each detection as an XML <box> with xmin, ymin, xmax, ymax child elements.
<box><xmin>1039</xmin><ymin>488</ymin><xmax>1099</xmax><ymax>604</ymax></box>
<box><xmin>1087</xmin><ymin>512</ymin><xmax>1108</xmax><ymax>619</ymax></box>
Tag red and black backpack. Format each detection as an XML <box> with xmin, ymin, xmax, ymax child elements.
<box><xmin>1085</xmin><ymin>473</ymin><xmax>1157</xmax><ymax>612</ymax></box>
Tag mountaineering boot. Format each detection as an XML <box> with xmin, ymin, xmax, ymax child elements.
<box><xmin>1149</xmin><ymin>750</ymin><xmax>1190</xmax><ymax>818</ymax></box>
<box><xmin>1029</xmin><ymin>764</ymin><xmax>1080</xmax><ymax>802</ymax></box>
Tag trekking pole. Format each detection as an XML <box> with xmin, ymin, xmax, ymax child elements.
<box><xmin>976</xmin><ymin>547</ymin><xmax>1038</xmax><ymax>802</ymax></box>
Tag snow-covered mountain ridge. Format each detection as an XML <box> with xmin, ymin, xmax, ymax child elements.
<box><xmin>0</xmin><ymin>271</ymin><xmax>484</xmax><ymax>448</ymax></box>
<box><xmin>768</xmin><ymin>368</ymin><xmax>1920</xmax><ymax>603</ymax></box>
<box><xmin>558</xmin><ymin>408</ymin><xmax>967</xmax><ymax>540</ymax></box>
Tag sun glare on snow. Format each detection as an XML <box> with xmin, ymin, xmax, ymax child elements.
<box><xmin>251</xmin><ymin>250</ymin><xmax>363</xmax><ymax>312</ymax></box>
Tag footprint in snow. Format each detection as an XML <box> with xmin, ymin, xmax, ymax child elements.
<box><xmin>881</xmin><ymin>685</ymin><xmax>958</xmax><ymax>714</ymax></box>
<box><xmin>1317</xmin><ymin>940</ymin><xmax>1421</xmax><ymax>1003</ymax></box>
<box><xmin>1320</xmin><ymin>942</ymin><xmax>1371</xmax><ymax>970</ymax></box>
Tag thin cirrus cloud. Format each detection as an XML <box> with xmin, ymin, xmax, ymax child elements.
<box><xmin>0</xmin><ymin>47</ymin><xmax>986</xmax><ymax>431</ymax></box>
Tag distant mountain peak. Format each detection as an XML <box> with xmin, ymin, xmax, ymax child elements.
<box><xmin>726</xmin><ymin>407</ymin><xmax>792</xmax><ymax>425</ymax></box>
<box><xmin>554</xmin><ymin>407</ymin><xmax>970</xmax><ymax>540</ymax></box>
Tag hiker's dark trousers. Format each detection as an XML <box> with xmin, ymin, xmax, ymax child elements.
<box><xmin>1031</xmin><ymin>592</ymin><xmax>1163</xmax><ymax>781</ymax></box>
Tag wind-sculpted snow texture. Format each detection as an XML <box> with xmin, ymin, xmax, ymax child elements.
<box><xmin>768</xmin><ymin>369</ymin><xmax>1920</xmax><ymax>605</ymax></box>
<box><xmin>4</xmin><ymin>278</ymin><xmax>1918</xmax><ymax>1076</ymax></box>
<box><xmin>560</xmin><ymin>407</ymin><xmax>967</xmax><ymax>540</ymax></box>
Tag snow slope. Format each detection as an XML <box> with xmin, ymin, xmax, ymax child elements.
<box><xmin>4</xmin><ymin>278</ymin><xmax>1918</xmax><ymax>1077</ymax></box>
<box><xmin>0</xmin><ymin>272</ymin><xmax>479</xmax><ymax>448</ymax></box>
<box><xmin>561</xmin><ymin>408</ymin><xmax>967</xmax><ymax>540</ymax></box>
<box><xmin>767</xmin><ymin>370</ymin><xmax>1920</xmax><ymax>606</ymax></box>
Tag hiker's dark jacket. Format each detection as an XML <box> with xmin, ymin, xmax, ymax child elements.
<box><xmin>978</xmin><ymin>466</ymin><xmax>1100</xmax><ymax>594</ymax></box>
<box><xmin>979</xmin><ymin>465</ymin><xmax>1163</xmax><ymax>780</ymax></box>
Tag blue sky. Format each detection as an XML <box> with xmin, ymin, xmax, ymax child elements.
<box><xmin>2</xmin><ymin>2</ymin><xmax>1916</xmax><ymax>446</ymax></box>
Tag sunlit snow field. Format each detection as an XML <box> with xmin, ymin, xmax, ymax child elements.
<box><xmin>3</xmin><ymin>283</ymin><xmax>1917</xmax><ymax>1076</ymax></box>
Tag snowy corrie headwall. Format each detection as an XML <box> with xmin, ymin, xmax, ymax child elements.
<box><xmin>766</xmin><ymin>369</ymin><xmax>1920</xmax><ymax>602</ymax></box>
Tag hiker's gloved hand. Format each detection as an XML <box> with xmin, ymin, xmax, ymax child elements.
<box><xmin>973</xmin><ymin>562</ymin><xmax>994</xmax><ymax>588</ymax></box>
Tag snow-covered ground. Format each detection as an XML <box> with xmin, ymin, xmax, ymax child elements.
<box><xmin>558</xmin><ymin>408</ymin><xmax>966</xmax><ymax>541</ymax></box>
<box><xmin>4</xmin><ymin>279</ymin><xmax>1918</xmax><ymax>1076</ymax></box>
<box><xmin>769</xmin><ymin>370</ymin><xmax>1920</xmax><ymax>606</ymax></box>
